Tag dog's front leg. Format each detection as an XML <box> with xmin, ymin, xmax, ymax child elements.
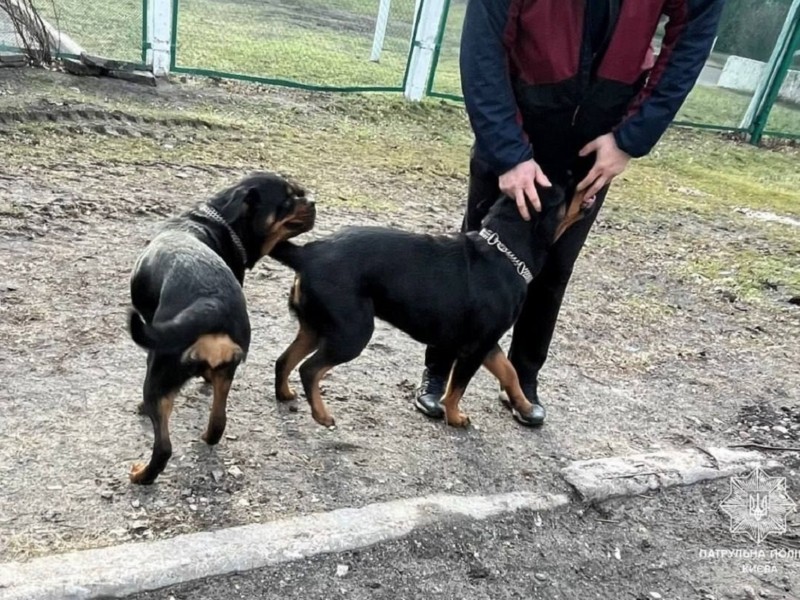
<box><xmin>441</xmin><ymin>352</ymin><xmax>487</xmax><ymax>428</ymax></box>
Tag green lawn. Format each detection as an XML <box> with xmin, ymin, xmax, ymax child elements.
<box><xmin>174</xmin><ymin>0</ymin><xmax>416</xmax><ymax>88</ymax></box>
<box><xmin>33</xmin><ymin>0</ymin><xmax>142</xmax><ymax>63</ymax></box>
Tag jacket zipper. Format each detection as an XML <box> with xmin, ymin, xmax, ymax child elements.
<box><xmin>574</xmin><ymin>0</ymin><xmax>618</xmax><ymax>129</ymax></box>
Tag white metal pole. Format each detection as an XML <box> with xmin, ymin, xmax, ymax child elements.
<box><xmin>148</xmin><ymin>0</ymin><xmax>173</xmax><ymax>76</ymax></box>
<box><xmin>404</xmin><ymin>0</ymin><xmax>447</xmax><ymax>101</ymax></box>
<box><xmin>370</xmin><ymin>0</ymin><xmax>392</xmax><ymax>62</ymax></box>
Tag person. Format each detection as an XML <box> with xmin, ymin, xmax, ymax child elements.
<box><xmin>414</xmin><ymin>0</ymin><xmax>725</xmax><ymax>426</ymax></box>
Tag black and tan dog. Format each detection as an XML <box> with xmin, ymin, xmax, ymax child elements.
<box><xmin>270</xmin><ymin>182</ymin><xmax>589</xmax><ymax>429</ymax></box>
<box><xmin>127</xmin><ymin>171</ymin><xmax>315</xmax><ymax>485</ymax></box>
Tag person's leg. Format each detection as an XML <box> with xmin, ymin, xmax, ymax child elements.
<box><xmin>504</xmin><ymin>185</ymin><xmax>609</xmax><ymax>426</ymax></box>
<box><xmin>415</xmin><ymin>149</ymin><xmax>501</xmax><ymax>418</ymax></box>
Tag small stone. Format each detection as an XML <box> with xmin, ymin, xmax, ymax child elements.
<box><xmin>336</xmin><ymin>564</ymin><xmax>349</xmax><ymax>578</ymax></box>
<box><xmin>237</xmin><ymin>497</ymin><xmax>250</xmax><ymax>507</ymax></box>
<box><xmin>773</xmin><ymin>426</ymin><xmax>789</xmax><ymax>435</ymax></box>
<box><xmin>189</xmin><ymin>504</ymin><xmax>198</xmax><ymax>511</ymax></box>
<box><xmin>228</xmin><ymin>466</ymin><xmax>244</xmax><ymax>479</ymax></box>
<box><xmin>131</xmin><ymin>499</ymin><xmax>141</xmax><ymax>509</ymax></box>
<box><xmin>212</xmin><ymin>470</ymin><xmax>224</xmax><ymax>483</ymax></box>
<box><xmin>100</xmin><ymin>491</ymin><xmax>113</xmax><ymax>501</ymax></box>
<box><xmin>181</xmin><ymin>488</ymin><xmax>192</xmax><ymax>497</ymax></box>
<box><xmin>534</xmin><ymin>572</ymin><xmax>548</xmax><ymax>582</ymax></box>
<box><xmin>649</xmin><ymin>593</ymin><xmax>662</xmax><ymax>600</ymax></box>
<box><xmin>743</xmin><ymin>586</ymin><xmax>757</xmax><ymax>599</ymax></box>
<box><xmin>128</xmin><ymin>520</ymin><xmax>148</xmax><ymax>532</ymax></box>
<box><xmin>614</xmin><ymin>547</ymin><xmax>621</xmax><ymax>561</ymax></box>
<box><xmin>225</xmin><ymin>435</ymin><xmax>238</xmax><ymax>441</ymax></box>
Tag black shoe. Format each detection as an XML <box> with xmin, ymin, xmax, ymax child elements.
<box><xmin>499</xmin><ymin>380</ymin><xmax>546</xmax><ymax>427</ymax></box>
<box><xmin>414</xmin><ymin>369</ymin><xmax>446</xmax><ymax>419</ymax></box>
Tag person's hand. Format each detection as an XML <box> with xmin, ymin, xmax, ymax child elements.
<box><xmin>577</xmin><ymin>133</ymin><xmax>631</xmax><ymax>200</ymax></box>
<box><xmin>499</xmin><ymin>159</ymin><xmax>552</xmax><ymax>221</ymax></box>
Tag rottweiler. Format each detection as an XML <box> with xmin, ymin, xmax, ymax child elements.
<box><xmin>269</xmin><ymin>182</ymin><xmax>589</xmax><ymax>429</ymax></box>
<box><xmin>126</xmin><ymin>171</ymin><xmax>315</xmax><ymax>485</ymax></box>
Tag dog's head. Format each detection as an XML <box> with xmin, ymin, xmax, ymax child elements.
<box><xmin>482</xmin><ymin>178</ymin><xmax>591</xmax><ymax>247</ymax></box>
<box><xmin>207</xmin><ymin>171</ymin><xmax>316</xmax><ymax>267</ymax></box>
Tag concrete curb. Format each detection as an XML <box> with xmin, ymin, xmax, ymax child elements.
<box><xmin>0</xmin><ymin>491</ymin><xmax>569</xmax><ymax>600</ymax></box>
<box><xmin>561</xmin><ymin>446</ymin><xmax>780</xmax><ymax>503</ymax></box>
<box><xmin>0</xmin><ymin>446</ymin><xmax>780</xmax><ymax>599</ymax></box>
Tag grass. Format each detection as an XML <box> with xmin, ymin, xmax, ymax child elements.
<box><xmin>28</xmin><ymin>0</ymin><xmax>800</xmax><ymax>134</ymax></box>
<box><xmin>175</xmin><ymin>0</ymin><xmax>414</xmax><ymax>87</ymax></box>
<box><xmin>33</xmin><ymin>0</ymin><xmax>142</xmax><ymax>63</ymax></box>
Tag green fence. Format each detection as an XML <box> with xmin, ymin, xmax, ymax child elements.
<box><xmin>170</xmin><ymin>0</ymin><xmax>419</xmax><ymax>92</ymax></box>
<box><xmin>3</xmin><ymin>0</ymin><xmax>799</xmax><ymax>142</ymax></box>
<box><xmin>429</xmin><ymin>0</ymin><xmax>800</xmax><ymax>141</ymax></box>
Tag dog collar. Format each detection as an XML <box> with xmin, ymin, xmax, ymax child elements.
<box><xmin>197</xmin><ymin>206</ymin><xmax>249</xmax><ymax>266</ymax></box>
<box><xmin>478</xmin><ymin>228</ymin><xmax>533</xmax><ymax>284</ymax></box>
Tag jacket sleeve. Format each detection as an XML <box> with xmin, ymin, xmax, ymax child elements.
<box><xmin>614</xmin><ymin>0</ymin><xmax>725</xmax><ymax>158</ymax></box>
<box><xmin>459</xmin><ymin>0</ymin><xmax>532</xmax><ymax>175</ymax></box>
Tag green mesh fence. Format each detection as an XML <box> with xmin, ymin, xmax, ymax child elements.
<box><xmin>171</xmin><ymin>0</ymin><xmax>419</xmax><ymax>91</ymax></box>
<box><xmin>7</xmin><ymin>0</ymin><xmax>146</xmax><ymax>64</ymax></box>
<box><xmin>429</xmin><ymin>0</ymin><xmax>800</xmax><ymax>139</ymax></box>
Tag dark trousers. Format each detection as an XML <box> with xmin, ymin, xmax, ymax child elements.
<box><xmin>424</xmin><ymin>153</ymin><xmax>607</xmax><ymax>384</ymax></box>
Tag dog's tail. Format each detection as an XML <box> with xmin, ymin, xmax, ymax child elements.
<box><xmin>269</xmin><ymin>241</ymin><xmax>305</xmax><ymax>271</ymax></box>
<box><xmin>127</xmin><ymin>298</ymin><xmax>225</xmax><ymax>355</ymax></box>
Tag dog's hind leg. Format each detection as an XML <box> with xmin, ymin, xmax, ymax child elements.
<box><xmin>298</xmin><ymin>318</ymin><xmax>374</xmax><ymax>427</ymax></box>
<box><xmin>482</xmin><ymin>345</ymin><xmax>533</xmax><ymax>417</ymax></box>
<box><xmin>130</xmin><ymin>355</ymin><xmax>184</xmax><ymax>485</ymax></box>
<box><xmin>202</xmin><ymin>365</ymin><xmax>236</xmax><ymax>445</ymax></box>
<box><xmin>275</xmin><ymin>321</ymin><xmax>318</xmax><ymax>403</ymax></box>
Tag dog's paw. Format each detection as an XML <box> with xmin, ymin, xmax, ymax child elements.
<box><xmin>276</xmin><ymin>386</ymin><xmax>298</xmax><ymax>403</ymax></box>
<box><xmin>129</xmin><ymin>462</ymin><xmax>150</xmax><ymax>484</ymax></box>
<box><xmin>445</xmin><ymin>411</ymin><xmax>471</xmax><ymax>428</ymax></box>
<box><xmin>311</xmin><ymin>410</ymin><xmax>335</xmax><ymax>428</ymax></box>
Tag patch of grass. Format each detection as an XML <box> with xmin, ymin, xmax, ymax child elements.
<box><xmin>175</xmin><ymin>0</ymin><xmax>414</xmax><ymax>87</ymax></box>
<box><xmin>34</xmin><ymin>0</ymin><xmax>142</xmax><ymax>63</ymax></box>
<box><xmin>688</xmin><ymin>248</ymin><xmax>800</xmax><ymax>301</ymax></box>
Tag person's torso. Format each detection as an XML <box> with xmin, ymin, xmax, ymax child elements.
<box><xmin>507</xmin><ymin>0</ymin><xmax>667</xmax><ymax>172</ymax></box>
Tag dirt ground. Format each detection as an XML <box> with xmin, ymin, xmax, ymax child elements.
<box><xmin>130</xmin><ymin>479</ymin><xmax>800</xmax><ymax>600</ymax></box>
<box><xmin>0</xmin><ymin>68</ymin><xmax>798</xmax><ymax>563</ymax></box>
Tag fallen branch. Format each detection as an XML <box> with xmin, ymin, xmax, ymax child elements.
<box><xmin>728</xmin><ymin>443</ymin><xmax>800</xmax><ymax>452</ymax></box>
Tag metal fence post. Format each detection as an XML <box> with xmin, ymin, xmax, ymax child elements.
<box><xmin>750</xmin><ymin>10</ymin><xmax>800</xmax><ymax>144</ymax></box>
<box><xmin>740</xmin><ymin>0</ymin><xmax>800</xmax><ymax>138</ymax></box>
<box><xmin>146</xmin><ymin>0</ymin><xmax>173</xmax><ymax>75</ymax></box>
<box><xmin>403</xmin><ymin>0</ymin><xmax>447</xmax><ymax>101</ymax></box>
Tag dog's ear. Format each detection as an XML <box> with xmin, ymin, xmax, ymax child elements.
<box><xmin>553</xmin><ymin>188</ymin><xmax>590</xmax><ymax>243</ymax></box>
<box><xmin>211</xmin><ymin>183</ymin><xmax>259</xmax><ymax>222</ymax></box>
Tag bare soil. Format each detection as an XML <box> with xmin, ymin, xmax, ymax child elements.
<box><xmin>130</xmin><ymin>479</ymin><xmax>800</xmax><ymax>600</ymax></box>
<box><xmin>0</xmin><ymin>68</ymin><xmax>798</xmax><ymax>563</ymax></box>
